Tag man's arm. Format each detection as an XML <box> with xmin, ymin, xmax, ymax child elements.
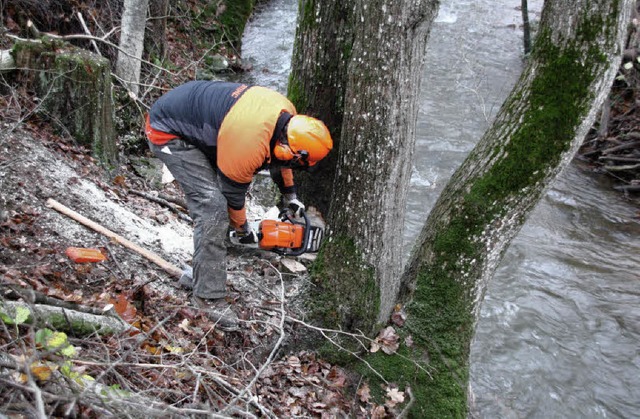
<box><xmin>269</xmin><ymin>166</ymin><xmax>296</xmax><ymax>196</ymax></box>
<box><xmin>218</xmin><ymin>172</ymin><xmax>250</xmax><ymax>229</ymax></box>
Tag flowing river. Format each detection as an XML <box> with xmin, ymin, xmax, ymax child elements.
<box><xmin>237</xmin><ymin>0</ymin><xmax>640</xmax><ymax>416</ymax></box>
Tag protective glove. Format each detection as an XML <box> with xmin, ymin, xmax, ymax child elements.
<box><xmin>283</xmin><ymin>193</ymin><xmax>305</xmax><ymax>218</ymax></box>
<box><xmin>235</xmin><ymin>222</ymin><xmax>258</xmax><ymax>245</ymax></box>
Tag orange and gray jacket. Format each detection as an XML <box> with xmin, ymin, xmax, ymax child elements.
<box><xmin>146</xmin><ymin>81</ymin><xmax>297</xmax><ymax>228</ymax></box>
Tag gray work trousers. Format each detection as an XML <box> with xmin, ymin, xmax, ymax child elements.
<box><xmin>148</xmin><ymin>139</ymin><xmax>228</xmax><ymax>299</ymax></box>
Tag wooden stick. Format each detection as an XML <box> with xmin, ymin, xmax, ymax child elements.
<box><xmin>46</xmin><ymin>198</ymin><xmax>182</xmax><ymax>278</ymax></box>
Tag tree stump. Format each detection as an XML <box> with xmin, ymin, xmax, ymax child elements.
<box><xmin>13</xmin><ymin>39</ymin><xmax>118</xmax><ymax>166</ymax></box>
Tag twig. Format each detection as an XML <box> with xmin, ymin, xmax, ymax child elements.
<box><xmin>76</xmin><ymin>12</ymin><xmax>101</xmax><ymax>56</ymax></box>
<box><xmin>599</xmin><ymin>155</ymin><xmax>640</xmax><ymax>162</ymax></box>
<box><xmin>21</xmin><ymin>359</ymin><xmax>47</xmax><ymax>419</ymax></box>
<box><xmin>192</xmin><ymin>372</ymin><xmax>201</xmax><ymax>404</ymax></box>
<box><xmin>286</xmin><ymin>316</ymin><xmax>388</xmax><ymax>383</ymax></box>
<box><xmin>6</xmin><ymin>32</ymin><xmax>176</xmax><ymax>78</ymax></box>
<box><xmin>604</xmin><ymin>163</ymin><xmax>640</xmax><ymax>171</ymax></box>
<box><xmin>104</xmin><ymin>243</ymin><xmax>127</xmax><ymax>278</ymax></box>
<box><xmin>602</xmin><ymin>140</ymin><xmax>640</xmax><ymax>153</ymax></box>
<box><xmin>613</xmin><ymin>183</ymin><xmax>640</xmax><ymax>191</ymax></box>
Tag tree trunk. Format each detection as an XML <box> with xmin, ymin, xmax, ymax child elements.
<box><xmin>288</xmin><ymin>1</ymin><xmax>354</xmax><ymax>215</ymax></box>
<box><xmin>13</xmin><ymin>39</ymin><xmax>118</xmax><ymax>166</ymax></box>
<box><xmin>396</xmin><ymin>0</ymin><xmax>632</xmax><ymax>415</ymax></box>
<box><xmin>297</xmin><ymin>0</ymin><xmax>440</xmax><ymax>333</ymax></box>
<box><xmin>522</xmin><ymin>0</ymin><xmax>532</xmax><ymax>55</ymax></box>
<box><xmin>145</xmin><ymin>0</ymin><xmax>169</xmax><ymax>63</ymax></box>
<box><xmin>116</xmin><ymin>0</ymin><xmax>149</xmax><ymax>97</ymax></box>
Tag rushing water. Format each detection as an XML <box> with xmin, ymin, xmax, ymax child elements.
<box><xmin>239</xmin><ymin>0</ymin><xmax>640</xmax><ymax>417</ymax></box>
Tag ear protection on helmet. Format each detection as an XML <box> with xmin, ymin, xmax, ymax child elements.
<box><xmin>273</xmin><ymin>140</ymin><xmax>295</xmax><ymax>161</ymax></box>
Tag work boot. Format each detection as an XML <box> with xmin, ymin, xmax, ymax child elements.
<box><xmin>191</xmin><ymin>296</ymin><xmax>239</xmax><ymax>332</ymax></box>
<box><xmin>178</xmin><ymin>265</ymin><xmax>194</xmax><ymax>290</ymax></box>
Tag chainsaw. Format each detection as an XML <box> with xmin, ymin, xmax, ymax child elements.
<box><xmin>229</xmin><ymin>208</ymin><xmax>324</xmax><ymax>256</ymax></box>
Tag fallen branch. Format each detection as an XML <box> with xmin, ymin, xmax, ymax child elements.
<box><xmin>602</xmin><ymin>139</ymin><xmax>640</xmax><ymax>154</ymax></box>
<box><xmin>157</xmin><ymin>193</ymin><xmax>188</xmax><ymax>210</ymax></box>
<box><xmin>0</xmin><ymin>300</ymin><xmax>130</xmax><ymax>335</ymax></box>
<box><xmin>130</xmin><ymin>190</ymin><xmax>192</xmax><ymax>223</ymax></box>
<box><xmin>598</xmin><ymin>155</ymin><xmax>640</xmax><ymax>162</ymax></box>
<box><xmin>1</xmin><ymin>284</ymin><xmax>114</xmax><ymax>317</ymax></box>
<box><xmin>613</xmin><ymin>183</ymin><xmax>640</xmax><ymax>192</ymax></box>
<box><xmin>604</xmin><ymin>163</ymin><xmax>640</xmax><ymax>171</ymax></box>
<box><xmin>46</xmin><ymin>198</ymin><xmax>182</xmax><ymax>278</ymax></box>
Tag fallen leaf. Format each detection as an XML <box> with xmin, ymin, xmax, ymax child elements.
<box><xmin>31</xmin><ymin>362</ymin><xmax>57</xmax><ymax>381</ymax></box>
<box><xmin>163</xmin><ymin>344</ymin><xmax>184</xmax><ymax>354</ymax></box>
<box><xmin>391</xmin><ymin>309</ymin><xmax>407</xmax><ymax>327</ymax></box>
<box><xmin>112</xmin><ymin>175</ymin><xmax>126</xmax><ymax>186</ymax></box>
<box><xmin>357</xmin><ymin>382</ymin><xmax>371</xmax><ymax>403</ymax></box>
<box><xmin>110</xmin><ymin>293</ymin><xmax>137</xmax><ymax>323</ymax></box>
<box><xmin>178</xmin><ymin>318</ymin><xmax>191</xmax><ymax>332</ymax></box>
<box><xmin>405</xmin><ymin>335</ymin><xmax>414</xmax><ymax>347</ymax></box>
<box><xmin>373</xmin><ymin>326</ymin><xmax>400</xmax><ymax>354</ymax></box>
<box><xmin>327</xmin><ymin>366</ymin><xmax>346</xmax><ymax>388</ymax></box>
<box><xmin>370</xmin><ymin>405</ymin><xmax>387</xmax><ymax>418</ymax></box>
<box><xmin>385</xmin><ymin>387</ymin><xmax>405</xmax><ymax>408</ymax></box>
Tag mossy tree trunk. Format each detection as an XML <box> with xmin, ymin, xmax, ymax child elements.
<box><xmin>13</xmin><ymin>39</ymin><xmax>118</xmax><ymax>167</ymax></box>
<box><xmin>394</xmin><ymin>0</ymin><xmax>632</xmax><ymax>416</ymax></box>
<box><xmin>293</xmin><ymin>0</ymin><xmax>440</xmax><ymax>334</ymax></box>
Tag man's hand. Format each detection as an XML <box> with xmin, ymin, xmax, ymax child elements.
<box><xmin>284</xmin><ymin>193</ymin><xmax>305</xmax><ymax>218</ymax></box>
<box><xmin>235</xmin><ymin>222</ymin><xmax>258</xmax><ymax>244</ymax></box>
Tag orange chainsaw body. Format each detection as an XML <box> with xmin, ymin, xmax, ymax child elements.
<box><xmin>258</xmin><ymin>219</ymin><xmax>305</xmax><ymax>250</ymax></box>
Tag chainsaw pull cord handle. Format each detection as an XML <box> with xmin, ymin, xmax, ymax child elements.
<box><xmin>277</xmin><ymin>208</ymin><xmax>311</xmax><ymax>256</ymax></box>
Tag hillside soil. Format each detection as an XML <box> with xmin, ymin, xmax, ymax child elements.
<box><xmin>0</xmin><ymin>120</ymin><xmax>388</xmax><ymax>417</ymax></box>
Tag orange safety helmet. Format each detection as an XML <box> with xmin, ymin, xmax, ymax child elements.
<box><xmin>273</xmin><ymin>115</ymin><xmax>333</xmax><ymax>167</ymax></box>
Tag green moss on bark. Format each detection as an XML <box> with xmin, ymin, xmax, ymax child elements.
<box><xmin>309</xmin><ymin>236</ymin><xmax>379</xmax><ymax>334</ymax></box>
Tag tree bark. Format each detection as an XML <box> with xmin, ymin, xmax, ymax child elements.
<box><xmin>116</xmin><ymin>0</ymin><xmax>150</xmax><ymax>97</ymax></box>
<box><xmin>288</xmin><ymin>1</ymin><xmax>354</xmax><ymax>215</ymax></box>
<box><xmin>397</xmin><ymin>0</ymin><xmax>633</xmax><ymax>415</ymax></box>
<box><xmin>522</xmin><ymin>0</ymin><xmax>532</xmax><ymax>55</ymax></box>
<box><xmin>295</xmin><ymin>0</ymin><xmax>440</xmax><ymax>333</ymax></box>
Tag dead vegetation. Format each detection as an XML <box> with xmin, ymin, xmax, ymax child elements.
<box><xmin>577</xmin><ymin>5</ymin><xmax>640</xmax><ymax>194</ymax></box>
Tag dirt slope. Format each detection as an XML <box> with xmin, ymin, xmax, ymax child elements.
<box><xmin>0</xmin><ymin>125</ymin><xmax>369</xmax><ymax>417</ymax></box>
